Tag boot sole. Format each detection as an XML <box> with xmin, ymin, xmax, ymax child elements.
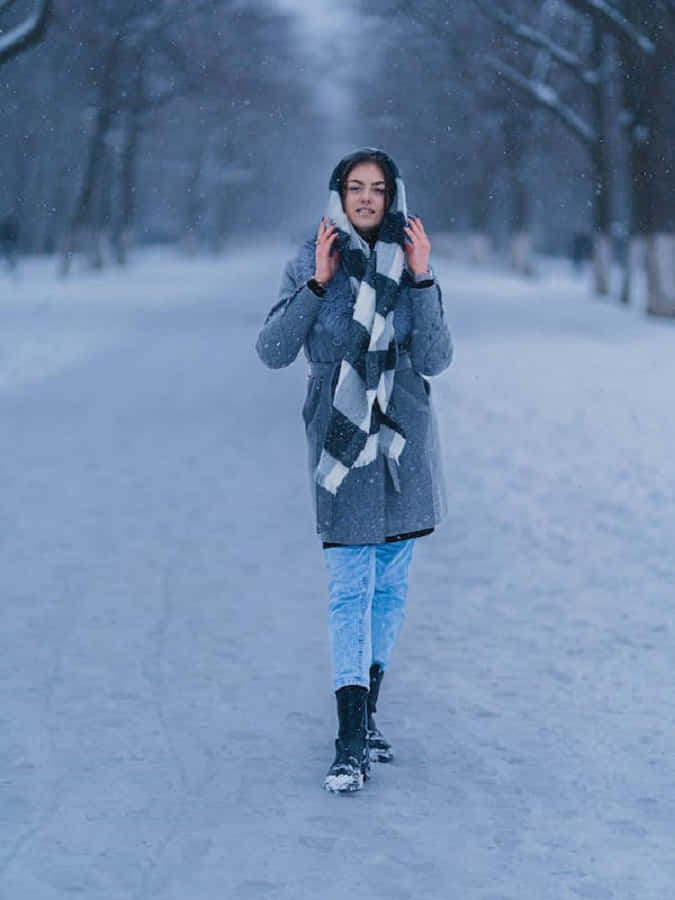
<box><xmin>369</xmin><ymin>747</ymin><xmax>394</xmax><ymax>763</ymax></box>
<box><xmin>324</xmin><ymin>771</ymin><xmax>364</xmax><ymax>793</ymax></box>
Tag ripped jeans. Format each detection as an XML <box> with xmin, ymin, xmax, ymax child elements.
<box><xmin>322</xmin><ymin>540</ymin><xmax>416</xmax><ymax>691</ymax></box>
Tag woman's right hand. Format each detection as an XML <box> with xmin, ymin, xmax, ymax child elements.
<box><xmin>313</xmin><ymin>218</ymin><xmax>340</xmax><ymax>285</ymax></box>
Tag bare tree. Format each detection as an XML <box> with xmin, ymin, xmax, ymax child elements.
<box><xmin>477</xmin><ymin>0</ymin><xmax>617</xmax><ymax>294</ymax></box>
<box><xmin>1</xmin><ymin>0</ymin><xmax>318</xmax><ymax>266</ymax></box>
<box><xmin>352</xmin><ymin>0</ymin><xmax>597</xmax><ymax>274</ymax></box>
<box><xmin>609</xmin><ymin>2</ymin><xmax>675</xmax><ymax>315</ymax></box>
<box><xmin>57</xmin><ymin>0</ymin><xmax>233</xmax><ymax>273</ymax></box>
<box><xmin>571</xmin><ymin>0</ymin><xmax>675</xmax><ymax>315</ymax></box>
<box><xmin>478</xmin><ymin>0</ymin><xmax>675</xmax><ymax>316</ymax></box>
<box><xmin>352</xmin><ymin>1</ymin><xmax>507</xmax><ymax>256</ymax></box>
<box><xmin>0</xmin><ymin>0</ymin><xmax>52</xmax><ymax>270</ymax></box>
<box><xmin>58</xmin><ymin>32</ymin><xmax>122</xmax><ymax>273</ymax></box>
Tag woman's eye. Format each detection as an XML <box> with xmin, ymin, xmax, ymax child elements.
<box><xmin>374</xmin><ymin>188</ymin><xmax>385</xmax><ymax>194</ymax></box>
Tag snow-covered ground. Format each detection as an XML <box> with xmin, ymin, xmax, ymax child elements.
<box><xmin>1</xmin><ymin>246</ymin><xmax>674</xmax><ymax>900</ymax></box>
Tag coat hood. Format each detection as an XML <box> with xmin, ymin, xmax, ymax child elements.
<box><xmin>327</xmin><ymin>147</ymin><xmax>408</xmax><ymax>252</ymax></box>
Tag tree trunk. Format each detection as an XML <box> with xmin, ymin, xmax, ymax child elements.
<box><xmin>510</xmin><ymin>230</ymin><xmax>533</xmax><ymax>276</ymax></box>
<box><xmin>59</xmin><ymin>36</ymin><xmax>120</xmax><ymax>276</ymax></box>
<box><xmin>114</xmin><ymin>110</ymin><xmax>140</xmax><ymax>266</ymax></box>
<box><xmin>181</xmin><ymin>142</ymin><xmax>208</xmax><ymax>254</ymax></box>
<box><xmin>641</xmin><ymin>31</ymin><xmax>675</xmax><ymax>316</ymax></box>
<box><xmin>113</xmin><ymin>44</ymin><xmax>145</xmax><ymax>266</ymax></box>
<box><xmin>590</xmin><ymin>21</ymin><xmax>612</xmax><ymax>296</ymax></box>
<box><xmin>645</xmin><ymin>234</ymin><xmax>675</xmax><ymax>318</ymax></box>
<box><xmin>89</xmin><ymin>147</ymin><xmax>114</xmax><ymax>270</ymax></box>
<box><xmin>502</xmin><ymin>111</ymin><xmax>534</xmax><ymax>277</ymax></box>
<box><xmin>620</xmin><ymin>235</ymin><xmax>645</xmax><ymax>307</ymax></box>
<box><xmin>467</xmin><ymin>166</ymin><xmax>492</xmax><ymax>264</ymax></box>
<box><xmin>621</xmin><ymin>4</ymin><xmax>675</xmax><ymax>315</ymax></box>
<box><xmin>592</xmin><ymin>232</ymin><xmax>611</xmax><ymax>296</ymax></box>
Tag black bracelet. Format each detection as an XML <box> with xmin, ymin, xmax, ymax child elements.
<box><xmin>412</xmin><ymin>278</ymin><xmax>434</xmax><ymax>289</ymax></box>
<box><xmin>307</xmin><ymin>277</ymin><xmax>327</xmax><ymax>297</ymax></box>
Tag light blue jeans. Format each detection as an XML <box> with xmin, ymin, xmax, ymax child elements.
<box><xmin>323</xmin><ymin>540</ymin><xmax>416</xmax><ymax>691</ymax></box>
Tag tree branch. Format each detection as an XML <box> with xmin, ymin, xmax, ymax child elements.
<box><xmin>0</xmin><ymin>0</ymin><xmax>51</xmax><ymax>64</ymax></box>
<box><xmin>475</xmin><ymin>0</ymin><xmax>600</xmax><ymax>85</ymax></box>
<box><xmin>567</xmin><ymin>0</ymin><xmax>655</xmax><ymax>54</ymax></box>
<box><xmin>486</xmin><ymin>54</ymin><xmax>596</xmax><ymax>144</ymax></box>
<box><xmin>0</xmin><ymin>0</ymin><xmax>20</xmax><ymax>15</ymax></box>
<box><xmin>125</xmin><ymin>0</ymin><xmax>231</xmax><ymax>38</ymax></box>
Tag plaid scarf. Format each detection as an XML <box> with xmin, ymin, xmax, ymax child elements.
<box><xmin>315</xmin><ymin>151</ymin><xmax>408</xmax><ymax>496</ymax></box>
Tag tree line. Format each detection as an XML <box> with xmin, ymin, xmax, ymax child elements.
<box><xmin>1</xmin><ymin>0</ymin><xmax>317</xmax><ymax>272</ymax></box>
<box><xmin>2</xmin><ymin>0</ymin><xmax>673</xmax><ymax>317</ymax></box>
<box><xmin>353</xmin><ymin>0</ymin><xmax>675</xmax><ymax>317</ymax></box>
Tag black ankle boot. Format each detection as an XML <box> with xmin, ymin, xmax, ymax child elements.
<box><xmin>367</xmin><ymin>663</ymin><xmax>394</xmax><ymax>762</ymax></box>
<box><xmin>324</xmin><ymin>685</ymin><xmax>370</xmax><ymax>793</ymax></box>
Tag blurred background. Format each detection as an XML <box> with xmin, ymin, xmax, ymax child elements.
<box><xmin>1</xmin><ymin>0</ymin><xmax>674</xmax><ymax>315</ymax></box>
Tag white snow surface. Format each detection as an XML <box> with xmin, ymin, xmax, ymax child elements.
<box><xmin>1</xmin><ymin>247</ymin><xmax>674</xmax><ymax>900</ymax></box>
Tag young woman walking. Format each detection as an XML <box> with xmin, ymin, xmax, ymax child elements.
<box><xmin>256</xmin><ymin>148</ymin><xmax>453</xmax><ymax>792</ymax></box>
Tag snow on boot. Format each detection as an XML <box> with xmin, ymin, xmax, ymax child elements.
<box><xmin>324</xmin><ymin>685</ymin><xmax>370</xmax><ymax>793</ymax></box>
<box><xmin>367</xmin><ymin>663</ymin><xmax>394</xmax><ymax>763</ymax></box>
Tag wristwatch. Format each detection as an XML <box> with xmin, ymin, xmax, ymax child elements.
<box><xmin>307</xmin><ymin>277</ymin><xmax>327</xmax><ymax>297</ymax></box>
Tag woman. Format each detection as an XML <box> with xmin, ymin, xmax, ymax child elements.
<box><xmin>255</xmin><ymin>148</ymin><xmax>453</xmax><ymax>792</ymax></box>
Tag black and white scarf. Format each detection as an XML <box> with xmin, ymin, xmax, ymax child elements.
<box><xmin>315</xmin><ymin>152</ymin><xmax>408</xmax><ymax>496</ymax></box>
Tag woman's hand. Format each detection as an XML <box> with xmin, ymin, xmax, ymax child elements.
<box><xmin>403</xmin><ymin>215</ymin><xmax>431</xmax><ymax>277</ymax></box>
<box><xmin>313</xmin><ymin>218</ymin><xmax>340</xmax><ymax>285</ymax></box>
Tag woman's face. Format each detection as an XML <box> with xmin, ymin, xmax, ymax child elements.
<box><xmin>342</xmin><ymin>161</ymin><xmax>388</xmax><ymax>234</ymax></box>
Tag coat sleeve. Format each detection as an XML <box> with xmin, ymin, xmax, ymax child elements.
<box><xmin>255</xmin><ymin>258</ymin><xmax>323</xmax><ymax>369</ymax></box>
<box><xmin>408</xmin><ymin>277</ymin><xmax>453</xmax><ymax>376</ymax></box>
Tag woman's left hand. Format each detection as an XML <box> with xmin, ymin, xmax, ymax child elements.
<box><xmin>403</xmin><ymin>215</ymin><xmax>431</xmax><ymax>277</ymax></box>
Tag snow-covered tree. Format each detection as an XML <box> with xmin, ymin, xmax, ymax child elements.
<box><xmin>350</xmin><ymin>0</ymin><xmax>592</xmax><ymax>273</ymax></box>
<box><xmin>58</xmin><ymin>0</ymin><xmax>235</xmax><ymax>273</ymax></box>
<box><xmin>477</xmin><ymin>0</ymin><xmax>675</xmax><ymax>316</ymax></box>
<box><xmin>475</xmin><ymin>0</ymin><xmax>617</xmax><ymax>294</ymax></box>
<box><xmin>30</xmin><ymin>0</ymin><xmax>312</xmax><ymax>272</ymax></box>
<box><xmin>350</xmin><ymin>1</ymin><xmax>505</xmax><ymax>247</ymax></box>
<box><xmin>609</xmin><ymin>2</ymin><xmax>675</xmax><ymax>315</ymax></box>
<box><xmin>1</xmin><ymin>0</ymin><xmax>317</xmax><ymax>269</ymax></box>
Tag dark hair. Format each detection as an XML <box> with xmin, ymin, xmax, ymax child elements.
<box><xmin>333</xmin><ymin>148</ymin><xmax>397</xmax><ymax>211</ymax></box>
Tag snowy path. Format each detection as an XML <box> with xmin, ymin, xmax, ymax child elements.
<box><xmin>1</xmin><ymin>249</ymin><xmax>674</xmax><ymax>900</ymax></box>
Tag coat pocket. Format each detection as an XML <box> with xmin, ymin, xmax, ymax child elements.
<box><xmin>301</xmin><ymin>376</ymin><xmax>323</xmax><ymax>426</ymax></box>
<box><xmin>396</xmin><ymin>370</ymin><xmax>431</xmax><ymax>411</ymax></box>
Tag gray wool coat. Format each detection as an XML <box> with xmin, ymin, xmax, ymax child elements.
<box><xmin>255</xmin><ymin>237</ymin><xmax>453</xmax><ymax>544</ymax></box>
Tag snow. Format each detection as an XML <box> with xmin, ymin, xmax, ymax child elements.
<box><xmin>324</xmin><ymin>770</ymin><xmax>363</xmax><ymax>793</ymax></box>
<box><xmin>1</xmin><ymin>246</ymin><xmax>674</xmax><ymax>899</ymax></box>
